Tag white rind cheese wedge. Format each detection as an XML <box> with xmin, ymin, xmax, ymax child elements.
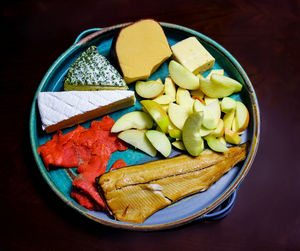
<box><xmin>38</xmin><ymin>90</ymin><xmax>136</xmax><ymax>133</ymax></box>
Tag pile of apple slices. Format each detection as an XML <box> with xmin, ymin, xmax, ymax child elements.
<box><xmin>111</xmin><ymin>60</ymin><xmax>249</xmax><ymax>157</ymax></box>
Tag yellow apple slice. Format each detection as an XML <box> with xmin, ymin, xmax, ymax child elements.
<box><xmin>172</xmin><ymin>140</ymin><xmax>186</xmax><ymax>151</ymax></box>
<box><xmin>231</xmin><ymin>117</ymin><xmax>238</xmax><ymax>132</ymax></box>
<box><xmin>221</xmin><ymin>97</ymin><xmax>236</xmax><ymax>113</ymax></box>
<box><xmin>156</xmin><ymin>78</ymin><xmax>163</xmax><ymax>84</ymax></box>
<box><xmin>145</xmin><ymin>130</ymin><xmax>172</xmax><ymax>157</ymax></box>
<box><xmin>191</xmin><ymin>89</ymin><xmax>205</xmax><ymax>99</ymax></box>
<box><xmin>217</xmin><ymin>136</ymin><xmax>227</xmax><ymax>145</ymax></box>
<box><xmin>206</xmin><ymin>69</ymin><xmax>224</xmax><ymax>79</ymax></box>
<box><xmin>168</xmin><ymin>102</ymin><xmax>189</xmax><ymax>130</ymax></box>
<box><xmin>135</xmin><ymin>80</ymin><xmax>164</xmax><ymax>99</ymax></box>
<box><xmin>161</xmin><ymin>104</ymin><xmax>169</xmax><ymax>112</ymax></box>
<box><xmin>169</xmin><ymin>60</ymin><xmax>200</xmax><ymax>90</ymax></box>
<box><xmin>111</xmin><ymin>111</ymin><xmax>153</xmax><ymax>133</ymax></box>
<box><xmin>202</xmin><ymin>100</ymin><xmax>221</xmax><ymax>130</ymax></box>
<box><xmin>182</xmin><ymin>112</ymin><xmax>204</xmax><ymax>156</ymax></box>
<box><xmin>199</xmin><ymin>74</ymin><xmax>242</xmax><ymax>98</ymax></box>
<box><xmin>224</xmin><ymin>128</ymin><xmax>242</xmax><ymax>145</ymax></box>
<box><xmin>152</xmin><ymin>94</ymin><xmax>175</xmax><ymax>104</ymax></box>
<box><xmin>204</xmin><ymin>97</ymin><xmax>218</xmax><ymax>105</ymax></box>
<box><xmin>211</xmin><ymin>74</ymin><xmax>243</xmax><ymax>92</ymax></box>
<box><xmin>204</xmin><ymin>134</ymin><xmax>229</xmax><ymax>152</ymax></box>
<box><xmin>193</xmin><ymin>99</ymin><xmax>205</xmax><ymax>113</ymax></box>
<box><xmin>164</xmin><ymin>77</ymin><xmax>176</xmax><ymax>99</ymax></box>
<box><xmin>210</xmin><ymin>119</ymin><xmax>225</xmax><ymax>137</ymax></box>
<box><xmin>235</xmin><ymin>101</ymin><xmax>249</xmax><ymax>132</ymax></box>
<box><xmin>168</xmin><ymin>121</ymin><xmax>182</xmax><ymax>139</ymax></box>
<box><xmin>140</xmin><ymin>100</ymin><xmax>169</xmax><ymax>133</ymax></box>
<box><xmin>200</xmin><ymin>126</ymin><xmax>212</xmax><ymax>137</ymax></box>
<box><xmin>176</xmin><ymin>87</ymin><xmax>194</xmax><ymax>115</ymax></box>
<box><xmin>223</xmin><ymin>109</ymin><xmax>235</xmax><ymax>129</ymax></box>
<box><xmin>118</xmin><ymin>129</ymin><xmax>157</xmax><ymax>157</ymax></box>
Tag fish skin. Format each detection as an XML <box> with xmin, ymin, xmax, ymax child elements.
<box><xmin>97</xmin><ymin>143</ymin><xmax>249</xmax><ymax>223</ymax></box>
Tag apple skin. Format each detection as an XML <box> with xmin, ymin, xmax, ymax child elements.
<box><xmin>224</xmin><ymin>128</ymin><xmax>242</xmax><ymax>145</ymax></box>
<box><xmin>169</xmin><ymin>60</ymin><xmax>200</xmax><ymax>90</ymax></box>
<box><xmin>140</xmin><ymin>100</ymin><xmax>169</xmax><ymax>133</ymax></box>
<box><xmin>145</xmin><ymin>130</ymin><xmax>172</xmax><ymax>158</ymax></box>
<box><xmin>235</xmin><ymin>101</ymin><xmax>249</xmax><ymax>132</ymax></box>
<box><xmin>182</xmin><ymin>112</ymin><xmax>204</xmax><ymax>156</ymax></box>
<box><xmin>118</xmin><ymin>129</ymin><xmax>157</xmax><ymax>157</ymax></box>
<box><xmin>204</xmin><ymin>134</ymin><xmax>229</xmax><ymax>152</ymax></box>
<box><xmin>111</xmin><ymin>111</ymin><xmax>153</xmax><ymax>133</ymax></box>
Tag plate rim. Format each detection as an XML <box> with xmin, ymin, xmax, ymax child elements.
<box><xmin>29</xmin><ymin>21</ymin><xmax>260</xmax><ymax>231</ymax></box>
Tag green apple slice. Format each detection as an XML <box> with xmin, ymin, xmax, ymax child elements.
<box><xmin>168</xmin><ymin>102</ymin><xmax>189</xmax><ymax>130</ymax></box>
<box><xmin>111</xmin><ymin>111</ymin><xmax>153</xmax><ymax>133</ymax></box>
<box><xmin>118</xmin><ymin>129</ymin><xmax>157</xmax><ymax>157</ymax></box>
<box><xmin>172</xmin><ymin>140</ymin><xmax>186</xmax><ymax>151</ymax></box>
<box><xmin>153</xmin><ymin>94</ymin><xmax>175</xmax><ymax>104</ymax></box>
<box><xmin>193</xmin><ymin>99</ymin><xmax>205</xmax><ymax>113</ymax></box>
<box><xmin>169</xmin><ymin>60</ymin><xmax>200</xmax><ymax>90</ymax></box>
<box><xmin>221</xmin><ymin>97</ymin><xmax>236</xmax><ymax>113</ymax></box>
<box><xmin>206</xmin><ymin>69</ymin><xmax>224</xmax><ymax>80</ymax></box>
<box><xmin>145</xmin><ymin>130</ymin><xmax>172</xmax><ymax>158</ymax></box>
<box><xmin>164</xmin><ymin>77</ymin><xmax>176</xmax><ymax>99</ymax></box>
<box><xmin>140</xmin><ymin>100</ymin><xmax>169</xmax><ymax>133</ymax></box>
<box><xmin>204</xmin><ymin>134</ymin><xmax>229</xmax><ymax>152</ymax></box>
<box><xmin>182</xmin><ymin>112</ymin><xmax>204</xmax><ymax>156</ymax></box>
<box><xmin>223</xmin><ymin>109</ymin><xmax>235</xmax><ymax>129</ymax></box>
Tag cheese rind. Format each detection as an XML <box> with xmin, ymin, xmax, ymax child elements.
<box><xmin>171</xmin><ymin>37</ymin><xmax>215</xmax><ymax>74</ymax></box>
<box><xmin>38</xmin><ymin>91</ymin><xmax>136</xmax><ymax>133</ymax></box>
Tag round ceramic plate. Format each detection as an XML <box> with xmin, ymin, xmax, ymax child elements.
<box><xmin>29</xmin><ymin>22</ymin><xmax>260</xmax><ymax>231</ymax></box>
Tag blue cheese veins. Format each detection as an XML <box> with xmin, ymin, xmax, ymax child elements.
<box><xmin>64</xmin><ymin>46</ymin><xmax>128</xmax><ymax>90</ymax></box>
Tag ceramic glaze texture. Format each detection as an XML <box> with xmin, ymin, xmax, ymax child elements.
<box><xmin>30</xmin><ymin>22</ymin><xmax>260</xmax><ymax>230</ymax></box>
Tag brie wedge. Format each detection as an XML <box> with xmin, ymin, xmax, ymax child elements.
<box><xmin>38</xmin><ymin>90</ymin><xmax>136</xmax><ymax>133</ymax></box>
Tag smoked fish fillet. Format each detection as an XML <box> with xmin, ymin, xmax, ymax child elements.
<box><xmin>97</xmin><ymin>143</ymin><xmax>249</xmax><ymax>223</ymax></box>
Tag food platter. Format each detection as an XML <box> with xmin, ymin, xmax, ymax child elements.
<box><xmin>29</xmin><ymin>22</ymin><xmax>260</xmax><ymax>230</ymax></box>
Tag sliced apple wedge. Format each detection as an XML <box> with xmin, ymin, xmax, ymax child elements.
<box><xmin>221</xmin><ymin>97</ymin><xmax>236</xmax><ymax>113</ymax></box>
<box><xmin>217</xmin><ymin>136</ymin><xmax>227</xmax><ymax>145</ymax></box>
<box><xmin>153</xmin><ymin>94</ymin><xmax>175</xmax><ymax>105</ymax></box>
<box><xmin>176</xmin><ymin>87</ymin><xmax>194</xmax><ymax>114</ymax></box>
<box><xmin>135</xmin><ymin>80</ymin><xmax>164</xmax><ymax>99</ymax></box>
<box><xmin>164</xmin><ymin>77</ymin><xmax>176</xmax><ymax>99</ymax></box>
<box><xmin>206</xmin><ymin>69</ymin><xmax>224</xmax><ymax>80</ymax></box>
<box><xmin>235</xmin><ymin>101</ymin><xmax>249</xmax><ymax>132</ymax></box>
<box><xmin>199</xmin><ymin>74</ymin><xmax>242</xmax><ymax>98</ymax></box>
<box><xmin>145</xmin><ymin>130</ymin><xmax>172</xmax><ymax>158</ymax></box>
<box><xmin>140</xmin><ymin>100</ymin><xmax>169</xmax><ymax>133</ymax></box>
<box><xmin>204</xmin><ymin>134</ymin><xmax>229</xmax><ymax>152</ymax></box>
<box><xmin>210</xmin><ymin>119</ymin><xmax>225</xmax><ymax>137</ymax></box>
<box><xmin>168</xmin><ymin>102</ymin><xmax>189</xmax><ymax>130</ymax></box>
<box><xmin>111</xmin><ymin>111</ymin><xmax>153</xmax><ymax>133</ymax></box>
<box><xmin>211</xmin><ymin>74</ymin><xmax>243</xmax><ymax>93</ymax></box>
<box><xmin>223</xmin><ymin>109</ymin><xmax>235</xmax><ymax>129</ymax></box>
<box><xmin>193</xmin><ymin>99</ymin><xmax>205</xmax><ymax>113</ymax></box>
<box><xmin>182</xmin><ymin>112</ymin><xmax>204</xmax><ymax>156</ymax></box>
<box><xmin>191</xmin><ymin>89</ymin><xmax>205</xmax><ymax>100</ymax></box>
<box><xmin>200</xmin><ymin>126</ymin><xmax>212</xmax><ymax>137</ymax></box>
<box><xmin>169</xmin><ymin>60</ymin><xmax>200</xmax><ymax>90</ymax></box>
<box><xmin>168</xmin><ymin>121</ymin><xmax>182</xmax><ymax>139</ymax></box>
<box><xmin>202</xmin><ymin>100</ymin><xmax>221</xmax><ymax>130</ymax></box>
<box><xmin>172</xmin><ymin>140</ymin><xmax>186</xmax><ymax>151</ymax></box>
<box><xmin>204</xmin><ymin>97</ymin><xmax>218</xmax><ymax>105</ymax></box>
<box><xmin>224</xmin><ymin>128</ymin><xmax>242</xmax><ymax>145</ymax></box>
<box><xmin>118</xmin><ymin>129</ymin><xmax>157</xmax><ymax>157</ymax></box>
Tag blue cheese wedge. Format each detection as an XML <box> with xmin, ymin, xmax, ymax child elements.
<box><xmin>171</xmin><ymin>37</ymin><xmax>215</xmax><ymax>74</ymax></box>
<box><xmin>38</xmin><ymin>90</ymin><xmax>135</xmax><ymax>133</ymax></box>
<box><xmin>64</xmin><ymin>46</ymin><xmax>128</xmax><ymax>90</ymax></box>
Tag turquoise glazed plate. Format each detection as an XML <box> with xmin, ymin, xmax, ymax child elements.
<box><xmin>29</xmin><ymin>22</ymin><xmax>260</xmax><ymax>231</ymax></box>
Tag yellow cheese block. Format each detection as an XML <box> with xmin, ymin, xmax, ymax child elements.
<box><xmin>171</xmin><ymin>37</ymin><xmax>215</xmax><ymax>74</ymax></box>
<box><xmin>115</xmin><ymin>19</ymin><xmax>172</xmax><ymax>84</ymax></box>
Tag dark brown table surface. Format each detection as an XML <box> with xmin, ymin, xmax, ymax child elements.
<box><xmin>1</xmin><ymin>0</ymin><xmax>300</xmax><ymax>250</ymax></box>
